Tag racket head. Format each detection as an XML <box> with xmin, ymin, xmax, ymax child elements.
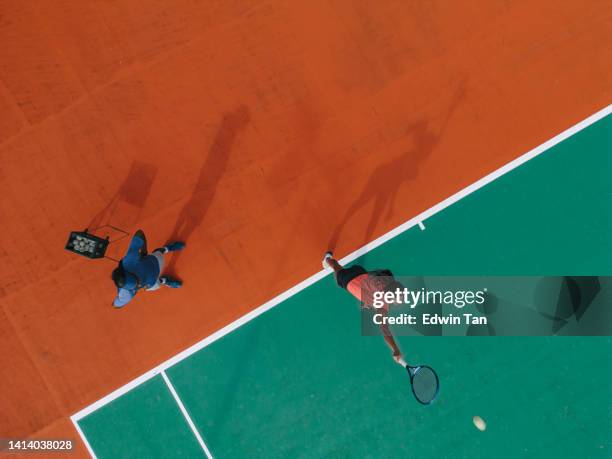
<box><xmin>407</xmin><ymin>365</ymin><xmax>439</xmax><ymax>405</ymax></box>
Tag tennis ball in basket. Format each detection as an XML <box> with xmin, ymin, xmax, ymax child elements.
<box><xmin>473</xmin><ymin>416</ymin><xmax>486</xmax><ymax>431</ymax></box>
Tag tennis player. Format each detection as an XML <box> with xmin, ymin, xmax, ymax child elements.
<box><xmin>322</xmin><ymin>251</ymin><xmax>404</xmax><ymax>365</ymax></box>
<box><xmin>111</xmin><ymin>229</ymin><xmax>185</xmax><ymax>308</ymax></box>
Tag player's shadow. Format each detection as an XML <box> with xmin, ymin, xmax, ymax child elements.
<box><xmin>328</xmin><ymin>86</ymin><xmax>465</xmax><ymax>250</ymax></box>
<box><xmin>164</xmin><ymin>105</ymin><xmax>250</xmax><ymax>274</ymax></box>
<box><xmin>328</xmin><ymin>120</ymin><xmax>434</xmax><ymax>249</ymax></box>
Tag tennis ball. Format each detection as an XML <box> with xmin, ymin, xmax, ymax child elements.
<box><xmin>473</xmin><ymin>416</ymin><xmax>486</xmax><ymax>431</ymax></box>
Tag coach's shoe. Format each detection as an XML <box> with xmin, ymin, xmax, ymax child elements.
<box><xmin>322</xmin><ymin>251</ymin><xmax>333</xmax><ymax>270</ymax></box>
<box><xmin>164</xmin><ymin>241</ymin><xmax>186</xmax><ymax>252</ymax></box>
<box><xmin>160</xmin><ymin>276</ymin><xmax>183</xmax><ymax>288</ymax></box>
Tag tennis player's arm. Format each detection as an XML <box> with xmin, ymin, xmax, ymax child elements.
<box><xmin>377</xmin><ymin>307</ymin><xmax>402</xmax><ymax>359</ymax></box>
<box><xmin>134</xmin><ymin>229</ymin><xmax>148</xmax><ymax>255</ymax></box>
<box><xmin>125</xmin><ymin>230</ymin><xmax>147</xmax><ymax>260</ymax></box>
<box><xmin>380</xmin><ymin>323</ymin><xmax>402</xmax><ymax>358</ymax></box>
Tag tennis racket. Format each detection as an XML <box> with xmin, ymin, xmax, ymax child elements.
<box><xmin>397</xmin><ymin>358</ymin><xmax>439</xmax><ymax>405</ymax></box>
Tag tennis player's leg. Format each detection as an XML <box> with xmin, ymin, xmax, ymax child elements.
<box><xmin>322</xmin><ymin>251</ymin><xmax>366</xmax><ymax>290</ymax></box>
<box><xmin>159</xmin><ymin>275</ymin><xmax>182</xmax><ymax>288</ymax></box>
<box><xmin>146</xmin><ymin>249</ymin><xmax>166</xmax><ymax>291</ymax></box>
<box><xmin>155</xmin><ymin>241</ymin><xmax>186</xmax><ymax>254</ymax></box>
<box><xmin>322</xmin><ymin>251</ymin><xmax>343</xmax><ymax>273</ymax></box>
<box><xmin>150</xmin><ymin>246</ymin><xmax>184</xmax><ymax>289</ymax></box>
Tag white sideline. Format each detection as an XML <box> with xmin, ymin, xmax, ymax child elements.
<box><xmin>162</xmin><ymin>371</ymin><xmax>214</xmax><ymax>459</ymax></box>
<box><xmin>72</xmin><ymin>420</ymin><xmax>98</xmax><ymax>459</ymax></box>
<box><xmin>70</xmin><ymin>104</ymin><xmax>611</xmax><ymax>455</ymax></box>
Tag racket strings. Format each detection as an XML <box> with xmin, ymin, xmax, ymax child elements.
<box><xmin>411</xmin><ymin>366</ymin><xmax>439</xmax><ymax>404</ymax></box>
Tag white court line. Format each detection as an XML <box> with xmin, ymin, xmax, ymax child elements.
<box><xmin>162</xmin><ymin>371</ymin><xmax>214</xmax><ymax>459</ymax></box>
<box><xmin>70</xmin><ymin>417</ymin><xmax>98</xmax><ymax>459</ymax></box>
<box><xmin>70</xmin><ymin>104</ymin><xmax>611</xmax><ymax>454</ymax></box>
<box><xmin>418</xmin><ymin>221</ymin><xmax>426</xmax><ymax>230</ymax></box>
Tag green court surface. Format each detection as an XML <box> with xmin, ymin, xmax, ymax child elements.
<box><xmin>76</xmin><ymin>113</ymin><xmax>612</xmax><ymax>458</ymax></box>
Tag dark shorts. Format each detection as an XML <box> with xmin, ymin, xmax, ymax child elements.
<box><xmin>335</xmin><ymin>265</ymin><xmax>367</xmax><ymax>290</ymax></box>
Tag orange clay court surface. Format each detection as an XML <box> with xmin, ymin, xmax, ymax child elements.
<box><xmin>0</xmin><ymin>1</ymin><xmax>610</xmax><ymax>457</ymax></box>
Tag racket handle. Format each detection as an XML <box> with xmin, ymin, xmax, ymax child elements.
<box><xmin>397</xmin><ymin>357</ymin><xmax>407</xmax><ymax>367</ymax></box>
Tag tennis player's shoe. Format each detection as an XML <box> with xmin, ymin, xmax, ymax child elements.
<box><xmin>163</xmin><ymin>241</ymin><xmax>186</xmax><ymax>252</ymax></box>
<box><xmin>160</xmin><ymin>276</ymin><xmax>182</xmax><ymax>288</ymax></box>
<box><xmin>322</xmin><ymin>251</ymin><xmax>333</xmax><ymax>269</ymax></box>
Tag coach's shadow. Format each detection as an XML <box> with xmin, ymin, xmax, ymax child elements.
<box><xmin>328</xmin><ymin>85</ymin><xmax>465</xmax><ymax>251</ymax></box>
<box><xmin>88</xmin><ymin>160</ymin><xmax>158</xmax><ymax>230</ymax></box>
<box><xmin>164</xmin><ymin>106</ymin><xmax>250</xmax><ymax>275</ymax></box>
<box><xmin>86</xmin><ymin>160</ymin><xmax>157</xmax><ymax>260</ymax></box>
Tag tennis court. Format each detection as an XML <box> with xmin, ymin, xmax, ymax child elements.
<box><xmin>72</xmin><ymin>110</ymin><xmax>611</xmax><ymax>458</ymax></box>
